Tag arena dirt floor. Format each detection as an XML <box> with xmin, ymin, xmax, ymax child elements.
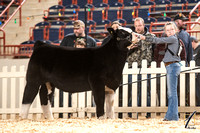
<box><xmin>0</xmin><ymin>117</ymin><xmax>200</xmax><ymax>133</ymax></box>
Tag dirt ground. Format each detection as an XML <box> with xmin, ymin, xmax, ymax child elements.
<box><xmin>0</xmin><ymin>118</ymin><xmax>200</xmax><ymax>133</ymax></box>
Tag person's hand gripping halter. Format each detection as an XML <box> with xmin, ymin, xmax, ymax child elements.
<box><xmin>127</xmin><ymin>32</ymin><xmax>142</xmax><ymax>50</ymax></box>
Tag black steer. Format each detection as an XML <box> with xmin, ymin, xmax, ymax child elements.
<box><xmin>20</xmin><ymin>27</ymin><xmax>133</xmax><ymax>119</ymax></box>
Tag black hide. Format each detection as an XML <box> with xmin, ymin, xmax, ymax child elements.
<box><xmin>22</xmin><ymin>28</ymin><xmax>132</xmax><ymax>117</ymax></box>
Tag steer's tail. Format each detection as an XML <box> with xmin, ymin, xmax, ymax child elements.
<box><xmin>34</xmin><ymin>40</ymin><xmax>45</xmax><ymax>50</ymax></box>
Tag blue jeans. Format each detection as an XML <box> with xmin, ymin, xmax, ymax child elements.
<box><xmin>164</xmin><ymin>62</ymin><xmax>181</xmax><ymax>121</ymax></box>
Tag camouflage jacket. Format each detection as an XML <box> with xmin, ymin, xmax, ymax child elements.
<box><xmin>127</xmin><ymin>27</ymin><xmax>155</xmax><ymax>68</ymax></box>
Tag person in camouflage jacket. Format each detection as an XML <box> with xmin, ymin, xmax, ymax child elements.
<box><xmin>127</xmin><ymin>17</ymin><xmax>155</xmax><ymax>68</ymax></box>
<box><xmin>127</xmin><ymin>18</ymin><xmax>154</xmax><ymax>114</ymax></box>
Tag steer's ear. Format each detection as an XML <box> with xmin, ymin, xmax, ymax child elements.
<box><xmin>107</xmin><ymin>27</ymin><xmax>115</xmax><ymax>36</ymax></box>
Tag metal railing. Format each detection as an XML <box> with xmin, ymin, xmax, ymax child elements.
<box><xmin>0</xmin><ymin>0</ymin><xmax>27</xmax><ymax>57</ymax></box>
<box><xmin>189</xmin><ymin>1</ymin><xmax>200</xmax><ymax>22</ymax></box>
<box><xmin>1</xmin><ymin>42</ymin><xmax>102</xmax><ymax>58</ymax></box>
<box><xmin>1</xmin><ymin>1</ymin><xmax>200</xmax><ymax>58</ymax></box>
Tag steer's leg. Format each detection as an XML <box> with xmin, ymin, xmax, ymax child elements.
<box><xmin>105</xmin><ymin>86</ymin><xmax>115</xmax><ymax>119</ymax></box>
<box><xmin>39</xmin><ymin>83</ymin><xmax>54</xmax><ymax>120</ymax></box>
<box><xmin>90</xmin><ymin>81</ymin><xmax>105</xmax><ymax>118</ymax></box>
<box><xmin>20</xmin><ymin>82</ymin><xmax>40</xmax><ymax>119</ymax></box>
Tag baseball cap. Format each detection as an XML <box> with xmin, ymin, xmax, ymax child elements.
<box><xmin>190</xmin><ymin>36</ymin><xmax>198</xmax><ymax>43</ymax></box>
<box><xmin>73</xmin><ymin>20</ymin><xmax>85</xmax><ymax>28</ymax></box>
<box><xmin>174</xmin><ymin>13</ymin><xmax>188</xmax><ymax>21</ymax></box>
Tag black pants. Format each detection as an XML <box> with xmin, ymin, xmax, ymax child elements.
<box><xmin>196</xmin><ymin>73</ymin><xmax>200</xmax><ymax>106</ymax></box>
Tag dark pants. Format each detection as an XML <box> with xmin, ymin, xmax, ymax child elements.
<box><xmin>128</xmin><ymin>74</ymin><xmax>151</xmax><ymax>107</ymax></box>
<box><xmin>59</xmin><ymin>90</ymin><xmax>72</xmax><ymax>118</ymax></box>
<box><xmin>196</xmin><ymin>73</ymin><xmax>200</xmax><ymax>106</ymax></box>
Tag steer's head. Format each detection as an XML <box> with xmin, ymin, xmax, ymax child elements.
<box><xmin>107</xmin><ymin>26</ymin><xmax>133</xmax><ymax>50</ymax></box>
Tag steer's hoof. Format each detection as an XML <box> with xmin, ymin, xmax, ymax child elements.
<box><xmin>106</xmin><ymin>116</ymin><xmax>115</xmax><ymax>119</ymax></box>
<box><xmin>44</xmin><ymin>117</ymin><xmax>54</xmax><ymax>120</ymax></box>
<box><xmin>18</xmin><ymin>116</ymin><xmax>28</xmax><ymax>121</ymax></box>
<box><xmin>43</xmin><ymin>114</ymin><xmax>54</xmax><ymax>120</ymax></box>
<box><xmin>98</xmin><ymin>115</ymin><xmax>106</xmax><ymax>120</ymax></box>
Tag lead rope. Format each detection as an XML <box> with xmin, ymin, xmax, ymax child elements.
<box><xmin>119</xmin><ymin>66</ymin><xmax>200</xmax><ymax>87</ymax></box>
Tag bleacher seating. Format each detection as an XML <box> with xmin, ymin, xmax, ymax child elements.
<box><xmin>62</xmin><ymin>10</ymin><xmax>78</xmax><ymax>21</ymax></box>
<box><xmin>143</xmin><ymin>17</ymin><xmax>157</xmax><ymax>29</ymax></box>
<box><xmin>0</xmin><ymin>0</ymin><xmax>19</xmax><ymax>5</ymax></box>
<box><xmin>17</xmin><ymin>40</ymin><xmax>54</xmax><ymax>58</ymax></box>
<box><xmin>93</xmin><ymin>10</ymin><xmax>111</xmax><ymax>26</ymax></box>
<box><xmin>43</xmin><ymin>5</ymin><xmax>78</xmax><ymax>22</ymax></box>
<box><xmin>108</xmin><ymin>0</ymin><xmax>124</xmax><ymax>8</ymax></box>
<box><xmin>77</xmin><ymin>0</ymin><xmax>87</xmax><ymax>8</ymax></box>
<box><xmin>108</xmin><ymin>0</ymin><xmax>118</xmax><ymax>5</ymax></box>
<box><xmin>62</xmin><ymin>0</ymin><xmax>72</xmax><ymax>6</ymax></box>
<box><xmin>77</xmin><ymin>11</ymin><xmax>87</xmax><ymax>22</ymax></box>
<box><xmin>19</xmin><ymin>41</ymin><xmax>53</xmax><ymax>57</ymax></box>
<box><xmin>188</xmin><ymin>0</ymin><xmax>198</xmax><ymax>3</ymax></box>
<box><xmin>124</xmin><ymin>1</ymin><xmax>140</xmax><ymax>7</ymax></box>
<box><xmin>124</xmin><ymin>0</ymin><xmax>136</xmax><ymax>3</ymax></box>
<box><xmin>21</xmin><ymin>0</ymin><xmax>200</xmax><ymax>46</ymax></box>
<box><xmin>107</xmin><ymin>10</ymin><xmax>119</xmax><ymax>22</ymax></box>
<box><xmin>48</xmin><ymin>21</ymin><xmax>66</xmax><ymax>42</ymax></box>
<box><xmin>94</xmin><ymin>2</ymin><xmax>109</xmax><ymax>8</ymax></box>
<box><xmin>92</xmin><ymin>0</ymin><xmax>102</xmax><ymax>7</ymax></box>
<box><xmin>0</xmin><ymin>5</ymin><xmax>8</xmax><ymax>24</ymax></box>
<box><xmin>20</xmin><ymin>40</ymin><xmax>35</xmax><ymax>45</ymax></box>
<box><xmin>154</xmin><ymin>0</ymin><xmax>171</xmax><ymax>5</ymax></box>
<box><xmin>148</xmin><ymin>0</ymin><xmax>172</xmax><ymax>18</ymax></box>
<box><xmin>138</xmin><ymin>9</ymin><xmax>149</xmax><ymax>19</ymax></box>
<box><xmin>65</xmin><ymin>4</ymin><xmax>79</xmax><ymax>9</ymax></box>
<box><xmin>77</xmin><ymin>11</ymin><xmax>96</xmax><ymax>30</ymax></box>
<box><xmin>32</xmin><ymin>21</ymin><xmax>50</xmax><ymax>41</ymax></box>
<box><xmin>43</xmin><ymin>5</ymin><xmax>64</xmax><ymax>21</ymax></box>
<box><xmin>171</xmin><ymin>0</ymin><xmax>188</xmax><ymax>4</ymax></box>
<box><xmin>171</xmin><ymin>0</ymin><xmax>189</xmax><ymax>11</ymax></box>
<box><xmin>66</xmin><ymin>21</ymin><xmax>74</xmax><ymax>26</ymax></box>
<box><xmin>62</xmin><ymin>0</ymin><xmax>94</xmax><ymax>8</ymax></box>
<box><xmin>33</xmin><ymin>28</ymin><xmax>46</xmax><ymax>41</ymax></box>
<box><xmin>122</xmin><ymin>9</ymin><xmax>135</xmax><ymax>24</ymax></box>
<box><xmin>139</xmin><ymin>0</ymin><xmax>155</xmax><ymax>6</ymax></box>
<box><xmin>63</xmin><ymin>27</ymin><xmax>74</xmax><ymax>36</ymax></box>
<box><xmin>21</xmin><ymin>40</ymin><xmax>52</xmax><ymax>45</ymax></box>
<box><xmin>144</xmin><ymin>17</ymin><xmax>157</xmax><ymax>24</ymax></box>
<box><xmin>157</xmin><ymin>16</ymin><xmax>172</xmax><ymax>22</ymax></box>
<box><xmin>107</xmin><ymin>9</ymin><xmax>126</xmax><ymax>25</ymax></box>
<box><xmin>0</xmin><ymin>0</ymin><xmax>22</xmax><ymax>26</ymax></box>
<box><xmin>17</xmin><ymin>40</ymin><xmax>35</xmax><ymax>58</ymax></box>
<box><xmin>46</xmin><ymin>0</ymin><xmax>199</xmax><ymax>40</ymax></box>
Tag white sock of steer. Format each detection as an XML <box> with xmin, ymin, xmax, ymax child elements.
<box><xmin>20</xmin><ymin>104</ymin><xmax>31</xmax><ymax>119</ymax></box>
<box><xmin>41</xmin><ymin>101</ymin><xmax>54</xmax><ymax>120</ymax></box>
<box><xmin>105</xmin><ymin>86</ymin><xmax>115</xmax><ymax>119</ymax></box>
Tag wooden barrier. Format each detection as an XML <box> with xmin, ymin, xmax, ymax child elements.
<box><xmin>0</xmin><ymin>59</ymin><xmax>200</xmax><ymax>119</ymax></box>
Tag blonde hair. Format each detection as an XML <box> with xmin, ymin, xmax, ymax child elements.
<box><xmin>73</xmin><ymin>20</ymin><xmax>85</xmax><ymax>28</ymax></box>
<box><xmin>164</xmin><ymin>22</ymin><xmax>178</xmax><ymax>33</ymax></box>
<box><xmin>134</xmin><ymin>17</ymin><xmax>145</xmax><ymax>25</ymax></box>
